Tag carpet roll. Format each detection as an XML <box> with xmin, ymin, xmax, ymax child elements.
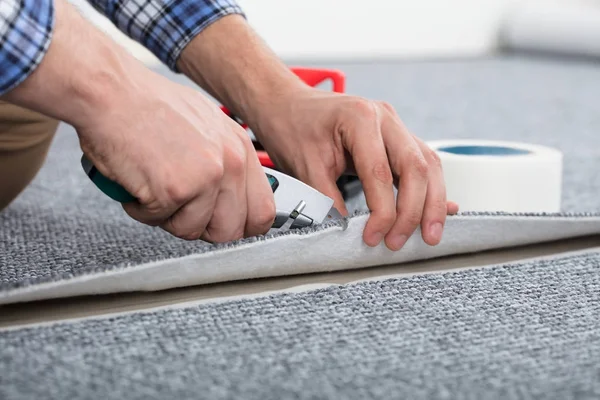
<box><xmin>499</xmin><ymin>0</ymin><xmax>600</xmax><ymax>59</ymax></box>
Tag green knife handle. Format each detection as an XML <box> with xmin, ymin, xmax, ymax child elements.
<box><xmin>81</xmin><ymin>155</ymin><xmax>136</xmax><ymax>203</ymax></box>
<box><xmin>81</xmin><ymin>154</ymin><xmax>280</xmax><ymax>203</ymax></box>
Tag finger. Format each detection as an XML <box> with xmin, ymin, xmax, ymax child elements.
<box><xmin>304</xmin><ymin>167</ymin><xmax>348</xmax><ymax>217</ymax></box>
<box><xmin>122</xmin><ymin>162</ymin><xmax>222</xmax><ymax>238</ymax></box>
<box><xmin>388</xmin><ymin>145</ymin><xmax>458</xmax><ymax>217</ymax></box>
<box><xmin>380</xmin><ymin>118</ymin><xmax>429</xmax><ymax>251</ymax></box>
<box><xmin>202</xmin><ymin>148</ymin><xmax>248</xmax><ymax>243</ymax></box>
<box><xmin>341</xmin><ymin>104</ymin><xmax>396</xmax><ymax>246</ymax></box>
<box><xmin>122</xmin><ymin>181</ymin><xmax>191</xmax><ymax>228</ymax></box>
<box><xmin>244</xmin><ymin>142</ymin><xmax>276</xmax><ymax>237</ymax></box>
<box><xmin>447</xmin><ymin>201</ymin><xmax>459</xmax><ymax>215</ymax></box>
<box><xmin>123</xmin><ymin>200</ymin><xmax>178</xmax><ymax>227</ymax></box>
<box><xmin>414</xmin><ymin>138</ymin><xmax>447</xmax><ymax>246</ymax></box>
<box><xmin>159</xmin><ymin>191</ymin><xmax>218</xmax><ymax>240</ymax></box>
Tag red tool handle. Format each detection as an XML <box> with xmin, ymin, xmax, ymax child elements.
<box><xmin>220</xmin><ymin>67</ymin><xmax>345</xmax><ymax>169</ymax></box>
<box><xmin>256</xmin><ymin>151</ymin><xmax>275</xmax><ymax>168</ymax></box>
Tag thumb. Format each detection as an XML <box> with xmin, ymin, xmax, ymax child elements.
<box><xmin>447</xmin><ymin>201</ymin><xmax>459</xmax><ymax>215</ymax></box>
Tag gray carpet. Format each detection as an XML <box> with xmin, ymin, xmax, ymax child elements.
<box><xmin>1</xmin><ymin>55</ymin><xmax>599</xmax><ymax>293</ymax></box>
<box><xmin>2</xmin><ymin>251</ymin><xmax>600</xmax><ymax>399</ymax></box>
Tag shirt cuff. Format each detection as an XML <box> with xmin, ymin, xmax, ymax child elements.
<box><xmin>95</xmin><ymin>0</ymin><xmax>245</xmax><ymax>71</ymax></box>
<box><xmin>0</xmin><ymin>0</ymin><xmax>54</xmax><ymax>95</ymax></box>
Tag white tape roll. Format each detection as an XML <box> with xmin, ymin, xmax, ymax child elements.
<box><xmin>426</xmin><ymin>140</ymin><xmax>563</xmax><ymax>213</ymax></box>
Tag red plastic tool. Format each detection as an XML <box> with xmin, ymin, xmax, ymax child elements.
<box><xmin>220</xmin><ymin>67</ymin><xmax>346</xmax><ymax>169</ymax></box>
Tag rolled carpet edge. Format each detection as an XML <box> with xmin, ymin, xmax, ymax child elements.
<box><xmin>498</xmin><ymin>0</ymin><xmax>600</xmax><ymax>60</ymax></box>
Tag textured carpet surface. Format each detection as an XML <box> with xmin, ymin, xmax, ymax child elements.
<box><xmin>1</xmin><ymin>55</ymin><xmax>599</xmax><ymax>291</ymax></box>
<box><xmin>2</xmin><ymin>251</ymin><xmax>600</xmax><ymax>399</ymax></box>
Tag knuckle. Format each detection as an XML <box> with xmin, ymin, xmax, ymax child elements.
<box><xmin>372</xmin><ymin>162</ymin><xmax>394</xmax><ymax>185</ymax></box>
<box><xmin>349</xmin><ymin>98</ymin><xmax>377</xmax><ymax>119</ymax></box>
<box><xmin>432</xmin><ymin>202</ymin><xmax>448</xmax><ymax>217</ymax></box>
<box><xmin>164</xmin><ymin>181</ymin><xmax>194</xmax><ymax>206</ymax></box>
<box><xmin>237</xmin><ymin>129</ymin><xmax>253</xmax><ymax>147</ymax></box>
<box><xmin>433</xmin><ymin>193</ymin><xmax>449</xmax><ymax>212</ymax></box>
<box><xmin>131</xmin><ymin>185</ymin><xmax>154</xmax><ymax>207</ymax></box>
<box><xmin>424</xmin><ymin>195</ymin><xmax>448</xmax><ymax>218</ymax></box>
<box><xmin>427</xmin><ymin>148</ymin><xmax>442</xmax><ymax>168</ymax></box>
<box><xmin>137</xmin><ymin>191</ymin><xmax>175</xmax><ymax>217</ymax></box>
<box><xmin>180</xmin><ymin>231</ymin><xmax>202</xmax><ymax>241</ymax></box>
<box><xmin>139</xmin><ymin>202</ymin><xmax>168</xmax><ymax>219</ymax></box>
<box><xmin>211</xmin><ymin>228</ymin><xmax>244</xmax><ymax>243</ymax></box>
<box><xmin>408</xmin><ymin>149</ymin><xmax>429</xmax><ymax>178</ymax></box>
<box><xmin>164</xmin><ymin>219</ymin><xmax>200</xmax><ymax>241</ymax></box>
<box><xmin>403</xmin><ymin>209</ymin><xmax>423</xmax><ymax>228</ymax></box>
<box><xmin>378</xmin><ymin>209</ymin><xmax>397</xmax><ymax>228</ymax></box>
<box><xmin>378</xmin><ymin>101</ymin><xmax>395</xmax><ymax>113</ymax></box>
<box><xmin>207</xmin><ymin>159</ymin><xmax>225</xmax><ymax>185</ymax></box>
<box><xmin>225</xmin><ymin>147</ymin><xmax>246</xmax><ymax>176</ymax></box>
<box><xmin>252</xmin><ymin>198</ymin><xmax>277</xmax><ymax>233</ymax></box>
<box><xmin>228</xmin><ymin>122</ymin><xmax>252</xmax><ymax>146</ymax></box>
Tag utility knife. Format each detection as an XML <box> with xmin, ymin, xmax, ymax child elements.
<box><xmin>81</xmin><ymin>155</ymin><xmax>343</xmax><ymax>230</ymax></box>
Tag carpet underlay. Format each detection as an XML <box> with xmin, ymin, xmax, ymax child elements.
<box><xmin>1</xmin><ymin>55</ymin><xmax>600</xmax><ymax>305</ymax></box>
<box><xmin>2</xmin><ymin>251</ymin><xmax>600</xmax><ymax>399</ymax></box>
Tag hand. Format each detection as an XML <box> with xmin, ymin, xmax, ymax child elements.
<box><xmin>175</xmin><ymin>15</ymin><xmax>457</xmax><ymax>250</ymax></box>
<box><xmin>3</xmin><ymin>0</ymin><xmax>275</xmax><ymax>242</ymax></box>
<box><xmin>77</xmin><ymin>71</ymin><xmax>276</xmax><ymax>242</ymax></box>
<box><xmin>251</xmin><ymin>88</ymin><xmax>458</xmax><ymax>251</ymax></box>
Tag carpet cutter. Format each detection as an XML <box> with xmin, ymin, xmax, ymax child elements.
<box><xmin>81</xmin><ymin>69</ymin><xmax>348</xmax><ymax>229</ymax></box>
<box><xmin>81</xmin><ymin>155</ymin><xmax>344</xmax><ymax>230</ymax></box>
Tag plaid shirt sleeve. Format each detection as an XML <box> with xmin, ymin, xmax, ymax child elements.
<box><xmin>0</xmin><ymin>0</ymin><xmax>242</xmax><ymax>96</ymax></box>
<box><xmin>0</xmin><ymin>0</ymin><xmax>54</xmax><ymax>95</ymax></box>
<box><xmin>88</xmin><ymin>0</ymin><xmax>245</xmax><ymax>70</ymax></box>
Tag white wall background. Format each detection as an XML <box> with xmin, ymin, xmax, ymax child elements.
<box><xmin>72</xmin><ymin>0</ymin><xmax>584</xmax><ymax>66</ymax></box>
<box><xmin>236</xmin><ymin>0</ymin><xmax>517</xmax><ymax>60</ymax></box>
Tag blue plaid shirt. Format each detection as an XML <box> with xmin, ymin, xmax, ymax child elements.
<box><xmin>0</xmin><ymin>0</ymin><xmax>244</xmax><ymax>95</ymax></box>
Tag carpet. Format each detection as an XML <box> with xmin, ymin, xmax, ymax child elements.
<box><xmin>1</xmin><ymin>55</ymin><xmax>600</xmax><ymax>304</ymax></box>
<box><xmin>2</xmin><ymin>250</ymin><xmax>600</xmax><ymax>399</ymax></box>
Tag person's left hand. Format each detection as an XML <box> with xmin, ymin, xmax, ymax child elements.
<box><xmin>249</xmin><ymin>87</ymin><xmax>459</xmax><ymax>251</ymax></box>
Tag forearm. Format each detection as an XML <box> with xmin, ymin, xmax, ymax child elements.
<box><xmin>3</xmin><ymin>0</ymin><xmax>141</xmax><ymax>129</ymax></box>
<box><xmin>88</xmin><ymin>0</ymin><xmax>245</xmax><ymax>71</ymax></box>
<box><xmin>176</xmin><ymin>15</ymin><xmax>309</xmax><ymax>132</ymax></box>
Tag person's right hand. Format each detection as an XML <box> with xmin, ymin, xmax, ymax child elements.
<box><xmin>1</xmin><ymin>0</ymin><xmax>276</xmax><ymax>243</ymax></box>
<box><xmin>77</xmin><ymin>72</ymin><xmax>277</xmax><ymax>242</ymax></box>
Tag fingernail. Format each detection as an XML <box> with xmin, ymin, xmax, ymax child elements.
<box><xmin>429</xmin><ymin>222</ymin><xmax>443</xmax><ymax>242</ymax></box>
<box><xmin>370</xmin><ymin>232</ymin><xmax>384</xmax><ymax>246</ymax></box>
<box><xmin>389</xmin><ymin>234</ymin><xmax>408</xmax><ymax>251</ymax></box>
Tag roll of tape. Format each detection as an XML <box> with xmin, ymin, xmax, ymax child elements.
<box><xmin>426</xmin><ymin>140</ymin><xmax>563</xmax><ymax>213</ymax></box>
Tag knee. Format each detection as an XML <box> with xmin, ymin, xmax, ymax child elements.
<box><xmin>0</xmin><ymin>101</ymin><xmax>59</xmax><ymax>211</ymax></box>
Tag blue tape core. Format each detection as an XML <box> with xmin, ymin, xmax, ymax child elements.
<box><xmin>438</xmin><ymin>145</ymin><xmax>530</xmax><ymax>156</ymax></box>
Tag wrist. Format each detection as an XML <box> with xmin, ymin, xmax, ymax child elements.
<box><xmin>2</xmin><ymin>0</ymin><xmax>138</xmax><ymax>129</ymax></box>
<box><xmin>234</xmin><ymin>76</ymin><xmax>312</xmax><ymax>138</ymax></box>
<box><xmin>176</xmin><ymin>14</ymin><xmax>310</xmax><ymax>136</ymax></box>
